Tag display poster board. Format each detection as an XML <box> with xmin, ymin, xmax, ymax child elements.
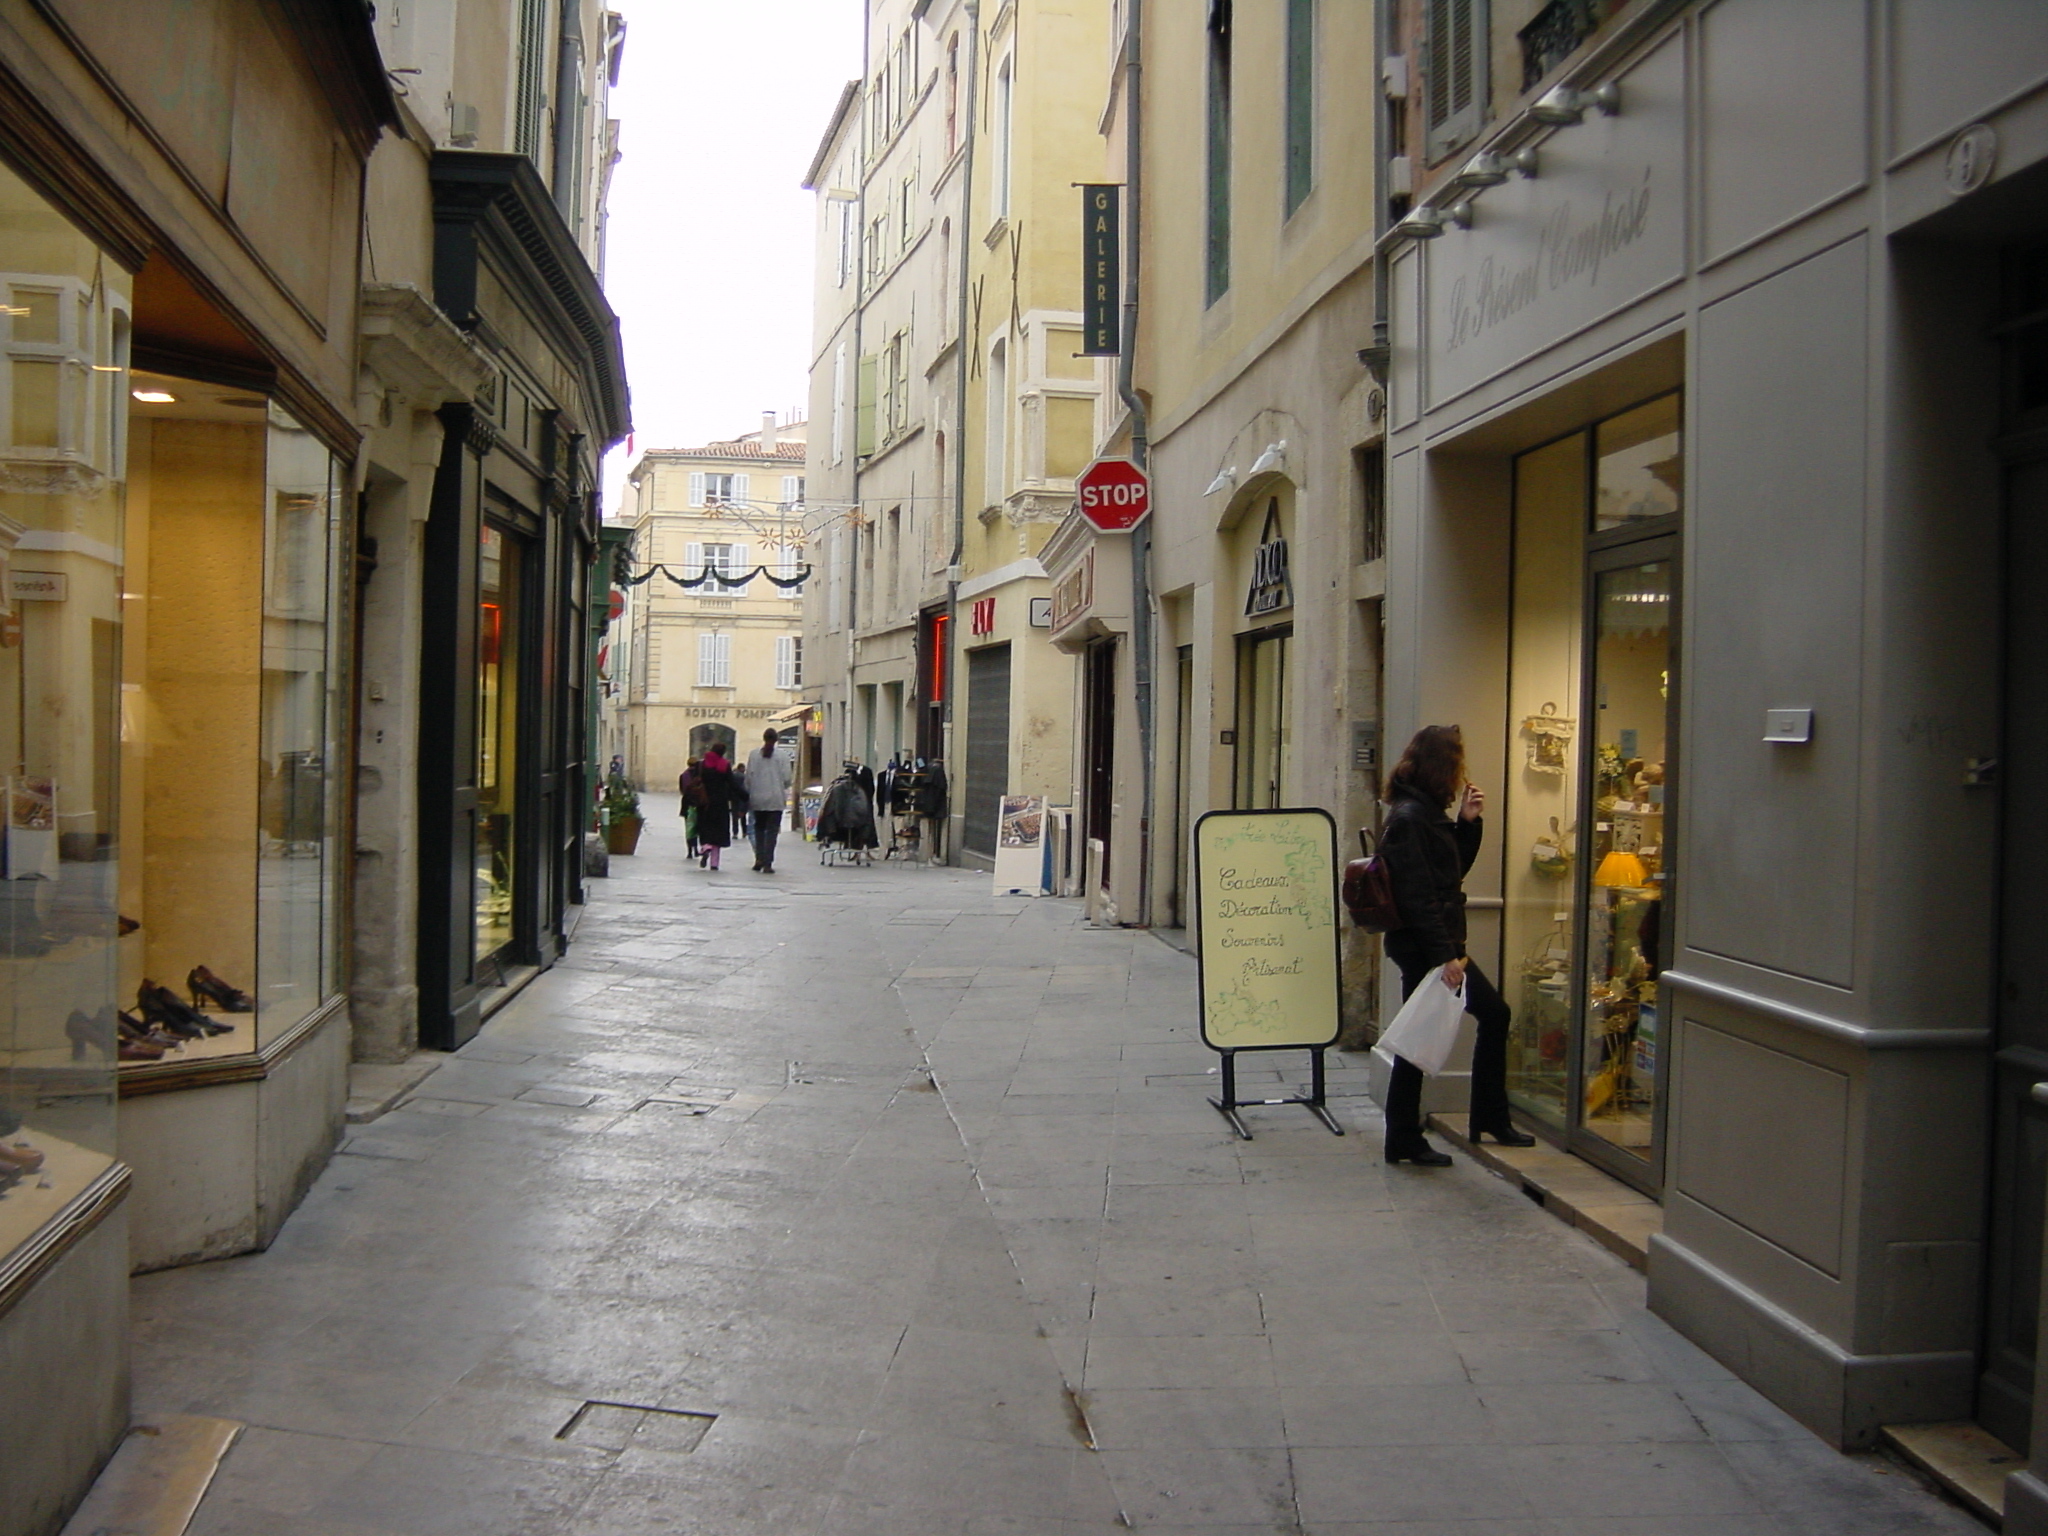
<box><xmin>798</xmin><ymin>789</ymin><xmax>823</xmax><ymax>842</ymax></box>
<box><xmin>992</xmin><ymin>795</ymin><xmax>1048</xmax><ymax>895</ymax></box>
<box><xmin>1193</xmin><ymin>808</ymin><xmax>1342</xmax><ymax>1051</ymax></box>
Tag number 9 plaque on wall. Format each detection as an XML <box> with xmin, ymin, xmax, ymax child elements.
<box><xmin>1193</xmin><ymin>808</ymin><xmax>1343</xmax><ymax>1053</ymax></box>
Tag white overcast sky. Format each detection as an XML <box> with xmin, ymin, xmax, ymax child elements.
<box><xmin>600</xmin><ymin>0</ymin><xmax>863</xmax><ymax>511</ymax></box>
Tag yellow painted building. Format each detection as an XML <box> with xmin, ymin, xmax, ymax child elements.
<box><xmin>1044</xmin><ymin>1</ymin><xmax>1386</xmax><ymax>974</ymax></box>
<box><xmin>608</xmin><ymin>419</ymin><xmax>809</xmax><ymax>789</ymax></box>
<box><xmin>947</xmin><ymin>0</ymin><xmax>1111</xmax><ymax>867</ymax></box>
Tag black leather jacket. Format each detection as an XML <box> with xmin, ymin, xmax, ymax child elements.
<box><xmin>1380</xmin><ymin>782</ymin><xmax>1482</xmax><ymax>970</ymax></box>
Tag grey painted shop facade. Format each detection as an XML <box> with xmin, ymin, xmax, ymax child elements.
<box><xmin>1378</xmin><ymin>0</ymin><xmax>2048</xmax><ymax>1496</ymax></box>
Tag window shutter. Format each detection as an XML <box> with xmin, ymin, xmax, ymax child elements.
<box><xmin>729</xmin><ymin>543</ymin><xmax>750</xmax><ymax>594</ymax></box>
<box><xmin>697</xmin><ymin>631</ymin><xmax>717</xmax><ymax>686</ymax></box>
<box><xmin>782</xmin><ymin>475</ymin><xmax>802</xmax><ymax>506</ymax></box>
<box><xmin>715</xmin><ymin>633</ymin><xmax>732</xmax><ymax>687</ymax></box>
<box><xmin>775</xmin><ymin>635</ymin><xmax>795</xmax><ymax>689</ymax></box>
<box><xmin>1425</xmin><ymin>0</ymin><xmax>1488</xmax><ymax>161</ymax></box>
<box><xmin>732</xmin><ymin>473</ymin><xmax>751</xmax><ymax>505</ymax></box>
<box><xmin>857</xmin><ymin>355</ymin><xmax>878</xmax><ymax>456</ymax></box>
<box><xmin>688</xmin><ymin>471</ymin><xmax>706</xmax><ymax>507</ymax></box>
<box><xmin>686</xmin><ymin>541</ymin><xmax>704</xmax><ymax>579</ymax></box>
<box><xmin>832</xmin><ymin>344</ymin><xmax>849</xmax><ymax>463</ymax></box>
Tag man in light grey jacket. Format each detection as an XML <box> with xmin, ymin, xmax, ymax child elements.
<box><xmin>743</xmin><ymin>728</ymin><xmax>793</xmax><ymax>873</ymax></box>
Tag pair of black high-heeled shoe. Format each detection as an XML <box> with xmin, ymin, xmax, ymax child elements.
<box><xmin>63</xmin><ymin>1007</ymin><xmax>178</xmax><ymax>1062</ymax></box>
<box><xmin>138</xmin><ymin>981</ymin><xmax>233</xmax><ymax>1041</ymax></box>
<box><xmin>1386</xmin><ymin>1119</ymin><xmax>1536</xmax><ymax>1166</ymax></box>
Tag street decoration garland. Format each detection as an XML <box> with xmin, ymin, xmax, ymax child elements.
<box><xmin>615</xmin><ymin>561</ymin><xmax>811</xmax><ymax>589</ymax></box>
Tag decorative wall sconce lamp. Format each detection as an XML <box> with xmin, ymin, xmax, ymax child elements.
<box><xmin>1530</xmin><ymin>80</ymin><xmax>1621</xmax><ymax>126</ymax></box>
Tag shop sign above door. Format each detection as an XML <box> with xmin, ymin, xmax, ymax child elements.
<box><xmin>1424</xmin><ymin>38</ymin><xmax>1683</xmax><ymax>408</ymax></box>
<box><xmin>1245</xmin><ymin>503</ymin><xmax>1292</xmax><ymax>618</ymax></box>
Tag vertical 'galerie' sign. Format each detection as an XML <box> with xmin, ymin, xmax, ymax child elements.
<box><xmin>1081</xmin><ymin>184</ymin><xmax>1120</xmax><ymax>356</ymax></box>
<box><xmin>1193</xmin><ymin>809</ymin><xmax>1342</xmax><ymax>1051</ymax></box>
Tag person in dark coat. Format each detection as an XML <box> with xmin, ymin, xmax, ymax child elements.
<box><xmin>693</xmin><ymin>744</ymin><xmax>739</xmax><ymax>870</ymax></box>
<box><xmin>1378</xmin><ymin>723</ymin><xmax>1534</xmax><ymax>1166</ymax></box>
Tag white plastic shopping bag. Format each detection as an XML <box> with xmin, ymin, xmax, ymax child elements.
<box><xmin>1376</xmin><ymin>965</ymin><xmax>1467</xmax><ymax>1076</ymax></box>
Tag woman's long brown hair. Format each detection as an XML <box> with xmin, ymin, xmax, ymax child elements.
<box><xmin>1386</xmin><ymin>724</ymin><xmax>1466</xmax><ymax>810</ymax></box>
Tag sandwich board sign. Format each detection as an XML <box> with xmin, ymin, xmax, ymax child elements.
<box><xmin>1192</xmin><ymin>806</ymin><xmax>1344</xmax><ymax>1138</ymax></box>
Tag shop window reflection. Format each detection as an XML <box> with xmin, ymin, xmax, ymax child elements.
<box><xmin>1579</xmin><ymin>559</ymin><xmax>1671</xmax><ymax>1160</ymax></box>
<box><xmin>0</xmin><ymin>162</ymin><xmax>128</xmax><ymax>1260</ymax></box>
<box><xmin>121</xmin><ymin>380</ymin><xmax>342</xmax><ymax>1067</ymax></box>
<box><xmin>476</xmin><ymin>524</ymin><xmax>519</xmax><ymax>964</ymax></box>
<box><xmin>1504</xmin><ymin>435</ymin><xmax>1584</xmax><ymax>1129</ymax></box>
<box><xmin>1594</xmin><ymin>394</ymin><xmax>1682</xmax><ymax>531</ymax></box>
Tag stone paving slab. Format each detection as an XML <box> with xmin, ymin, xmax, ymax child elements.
<box><xmin>130</xmin><ymin>798</ymin><xmax>1984</xmax><ymax>1534</ymax></box>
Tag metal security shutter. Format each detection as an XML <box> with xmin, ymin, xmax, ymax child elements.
<box><xmin>962</xmin><ymin>643</ymin><xmax>1012</xmax><ymax>860</ymax></box>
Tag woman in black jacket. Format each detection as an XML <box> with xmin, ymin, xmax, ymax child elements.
<box><xmin>1379</xmin><ymin>724</ymin><xmax>1534</xmax><ymax>1165</ymax></box>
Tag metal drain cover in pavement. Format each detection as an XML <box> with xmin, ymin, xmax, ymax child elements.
<box><xmin>557</xmin><ymin>1401</ymin><xmax>716</xmax><ymax>1454</ymax></box>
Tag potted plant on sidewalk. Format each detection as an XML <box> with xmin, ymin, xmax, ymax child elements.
<box><xmin>600</xmin><ymin>772</ymin><xmax>644</xmax><ymax>855</ymax></box>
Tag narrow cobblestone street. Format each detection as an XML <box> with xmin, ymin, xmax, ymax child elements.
<box><xmin>133</xmin><ymin>803</ymin><xmax>1979</xmax><ymax>1535</ymax></box>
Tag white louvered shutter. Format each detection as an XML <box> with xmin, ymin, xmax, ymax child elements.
<box><xmin>685</xmin><ymin>542</ymin><xmax>704</xmax><ymax>584</ymax></box>
<box><xmin>775</xmin><ymin>635</ymin><xmax>796</xmax><ymax>689</ymax></box>
<box><xmin>714</xmin><ymin>633</ymin><xmax>732</xmax><ymax>687</ymax></box>
<box><xmin>728</xmin><ymin>543</ymin><xmax>750</xmax><ymax>595</ymax></box>
<box><xmin>732</xmin><ymin>473</ymin><xmax>751</xmax><ymax>506</ymax></box>
<box><xmin>688</xmin><ymin>471</ymin><xmax>706</xmax><ymax>508</ymax></box>
<box><xmin>781</xmin><ymin>475</ymin><xmax>802</xmax><ymax>507</ymax></box>
<box><xmin>1425</xmin><ymin>0</ymin><xmax>1488</xmax><ymax>160</ymax></box>
<box><xmin>697</xmin><ymin>631</ymin><xmax>717</xmax><ymax>686</ymax></box>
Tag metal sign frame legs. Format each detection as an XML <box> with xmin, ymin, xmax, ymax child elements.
<box><xmin>1208</xmin><ymin>1046</ymin><xmax>1345</xmax><ymax>1140</ymax></box>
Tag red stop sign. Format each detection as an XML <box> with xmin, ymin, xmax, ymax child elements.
<box><xmin>1075</xmin><ymin>458</ymin><xmax>1150</xmax><ymax>532</ymax></box>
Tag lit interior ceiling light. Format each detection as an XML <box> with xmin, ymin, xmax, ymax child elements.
<box><xmin>131</xmin><ymin>390</ymin><xmax>176</xmax><ymax>404</ymax></box>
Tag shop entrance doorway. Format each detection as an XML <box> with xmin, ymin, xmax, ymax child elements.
<box><xmin>1980</xmin><ymin>446</ymin><xmax>2048</xmax><ymax>1452</ymax></box>
<box><xmin>1084</xmin><ymin>639</ymin><xmax>1118</xmax><ymax>890</ymax></box>
<box><xmin>1234</xmin><ymin>626</ymin><xmax>1292</xmax><ymax>809</ymax></box>
<box><xmin>1503</xmin><ymin>393</ymin><xmax>1682</xmax><ymax>1195</ymax></box>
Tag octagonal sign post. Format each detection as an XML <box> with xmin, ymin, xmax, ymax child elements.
<box><xmin>1075</xmin><ymin>457</ymin><xmax>1151</xmax><ymax>533</ymax></box>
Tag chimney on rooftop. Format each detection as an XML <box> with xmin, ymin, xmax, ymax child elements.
<box><xmin>760</xmin><ymin>411</ymin><xmax>778</xmax><ymax>452</ymax></box>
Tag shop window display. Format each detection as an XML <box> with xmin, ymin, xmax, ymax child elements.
<box><xmin>1502</xmin><ymin>391</ymin><xmax>1680</xmax><ymax>1169</ymax></box>
<box><xmin>0</xmin><ymin>162</ymin><xmax>128</xmax><ymax>1256</ymax></box>
<box><xmin>1503</xmin><ymin>435</ymin><xmax>1585</xmax><ymax>1127</ymax></box>
<box><xmin>118</xmin><ymin>378</ymin><xmax>343</xmax><ymax>1068</ymax></box>
<box><xmin>476</xmin><ymin>523</ymin><xmax>520</xmax><ymax>963</ymax></box>
<box><xmin>1580</xmin><ymin>559</ymin><xmax>1671</xmax><ymax>1158</ymax></box>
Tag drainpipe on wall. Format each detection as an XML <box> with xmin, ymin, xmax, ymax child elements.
<box><xmin>1119</xmin><ymin>0</ymin><xmax>1154</xmax><ymax>927</ymax></box>
<box><xmin>847</xmin><ymin>1</ymin><xmax>872</xmax><ymax>774</ymax></box>
<box><xmin>552</xmin><ymin>0</ymin><xmax>586</xmax><ymax>223</ymax></box>
<box><xmin>946</xmin><ymin>0</ymin><xmax>981</xmax><ymax>863</ymax></box>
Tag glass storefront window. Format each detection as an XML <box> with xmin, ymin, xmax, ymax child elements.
<box><xmin>1594</xmin><ymin>394</ymin><xmax>1683</xmax><ymax>531</ymax></box>
<box><xmin>258</xmin><ymin>410</ymin><xmax>342</xmax><ymax>1037</ymax></box>
<box><xmin>1503</xmin><ymin>389</ymin><xmax>1681</xmax><ymax>1176</ymax></box>
<box><xmin>476</xmin><ymin>524</ymin><xmax>520</xmax><ymax>963</ymax></box>
<box><xmin>1504</xmin><ymin>436</ymin><xmax>1586</xmax><ymax>1128</ymax></box>
<box><xmin>0</xmin><ymin>160</ymin><xmax>129</xmax><ymax>1256</ymax></box>
<box><xmin>122</xmin><ymin>379</ymin><xmax>344</xmax><ymax>1065</ymax></box>
<box><xmin>1580</xmin><ymin>558</ymin><xmax>1673</xmax><ymax>1160</ymax></box>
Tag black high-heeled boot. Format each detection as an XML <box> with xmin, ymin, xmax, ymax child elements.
<box><xmin>1385</xmin><ymin>1138</ymin><xmax>1453</xmax><ymax>1167</ymax></box>
<box><xmin>1469</xmin><ymin>1120</ymin><xmax>1536</xmax><ymax>1148</ymax></box>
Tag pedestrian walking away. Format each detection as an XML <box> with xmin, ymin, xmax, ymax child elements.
<box><xmin>678</xmin><ymin>754</ymin><xmax>704</xmax><ymax>856</ymax></box>
<box><xmin>1377</xmin><ymin>723</ymin><xmax>1534</xmax><ymax>1166</ymax></box>
<box><xmin>692</xmin><ymin>742</ymin><xmax>740</xmax><ymax>871</ymax></box>
<box><xmin>745</xmin><ymin>728</ymin><xmax>792</xmax><ymax>873</ymax></box>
